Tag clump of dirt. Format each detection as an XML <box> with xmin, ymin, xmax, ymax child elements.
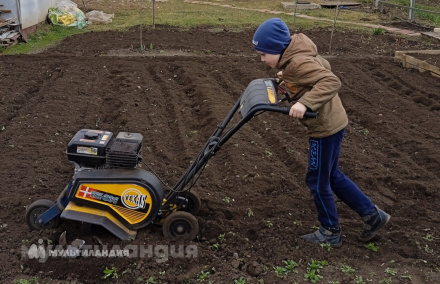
<box><xmin>0</xmin><ymin>25</ymin><xmax>440</xmax><ymax>283</ymax></box>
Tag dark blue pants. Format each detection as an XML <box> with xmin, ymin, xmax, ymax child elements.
<box><xmin>306</xmin><ymin>129</ymin><xmax>374</xmax><ymax>229</ymax></box>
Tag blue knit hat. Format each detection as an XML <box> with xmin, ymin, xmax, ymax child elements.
<box><xmin>252</xmin><ymin>18</ymin><xmax>291</xmax><ymax>55</ymax></box>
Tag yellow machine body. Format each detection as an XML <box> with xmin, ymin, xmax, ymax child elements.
<box><xmin>60</xmin><ymin>168</ymin><xmax>163</xmax><ymax>240</ymax></box>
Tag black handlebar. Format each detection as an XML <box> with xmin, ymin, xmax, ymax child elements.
<box><xmin>277</xmin><ymin>107</ymin><xmax>318</xmax><ymax>119</ymax></box>
<box><xmin>164</xmin><ymin>79</ymin><xmax>318</xmax><ymax>205</ymax></box>
<box><xmin>271</xmin><ymin>78</ymin><xmax>318</xmax><ymax>118</ymax></box>
<box><xmin>304</xmin><ymin>111</ymin><xmax>318</xmax><ymax>118</ymax></box>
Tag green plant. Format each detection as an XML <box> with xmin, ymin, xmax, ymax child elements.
<box><xmin>329</xmin><ymin>281</ymin><xmax>340</xmax><ymax>284</ymax></box>
<box><xmin>360</xmin><ymin>128</ymin><xmax>370</xmax><ymax>136</ymax></box>
<box><xmin>211</xmin><ymin>242</ymin><xmax>220</xmax><ymax>250</ymax></box>
<box><xmin>146</xmin><ymin>276</ymin><xmax>157</xmax><ymax>284</ymax></box>
<box><xmin>196</xmin><ymin>270</ymin><xmax>210</xmax><ymax>282</ymax></box>
<box><xmin>385</xmin><ymin>267</ymin><xmax>397</xmax><ymax>276</ymax></box>
<box><xmin>222</xmin><ymin>197</ymin><xmax>232</xmax><ymax>203</ymax></box>
<box><xmin>102</xmin><ymin>267</ymin><xmax>119</xmax><ymax>279</ymax></box>
<box><xmin>379</xmin><ymin>277</ymin><xmax>392</xmax><ymax>284</ymax></box>
<box><xmin>15</xmin><ymin>278</ymin><xmax>38</xmax><ymax>284</ymax></box>
<box><xmin>423</xmin><ymin>233</ymin><xmax>434</xmax><ymax>241</ymax></box>
<box><xmin>304</xmin><ymin>269</ymin><xmax>323</xmax><ymax>283</ymax></box>
<box><xmin>373</xmin><ymin>27</ymin><xmax>386</xmax><ymax>35</ymax></box>
<box><xmin>246</xmin><ymin>208</ymin><xmax>254</xmax><ymax>217</ymax></box>
<box><xmin>273</xmin><ymin>266</ymin><xmax>288</xmax><ymax>278</ymax></box>
<box><xmin>284</xmin><ymin>260</ymin><xmax>299</xmax><ymax>273</ymax></box>
<box><xmin>234</xmin><ymin>277</ymin><xmax>247</xmax><ymax>284</ymax></box>
<box><xmin>304</xmin><ymin>260</ymin><xmax>328</xmax><ymax>283</ymax></box>
<box><xmin>365</xmin><ymin>242</ymin><xmax>379</xmax><ymax>252</ymax></box>
<box><xmin>308</xmin><ymin>259</ymin><xmax>328</xmax><ymax>272</ymax></box>
<box><xmin>210</xmin><ymin>233</ymin><xmax>225</xmax><ymax>250</ymax></box>
<box><xmin>218</xmin><ymin>233</ymin><xmax>225</xmax><ymax>243</ymax></box>
<box><xmin>320</xmin><ymin>243</ymin><xmax>333</xmax><ymax>251</ymax></box>
<box><xmin>424</xmin><ymin>244</ymin><xmax>433</xmax><ymax>253</ymax></box>
<box><xmin>340</xmin><ymin>264</ymin><xmax>355</xmax><ymax>274</ymax></box>
<box><xmin>355</xmin><ymin>275</ymin><xmax>366</xmax><ymax>284</ymax></box>
<box><xmin>266</xmin><ymin>220</ymin><xmax>273</xmax><ymax>227</ymax></box>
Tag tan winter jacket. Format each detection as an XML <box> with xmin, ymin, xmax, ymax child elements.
<box><xmin>278</xmin><ymin>33</ymin><xmax>348</xmax><ymax>138</ymax></box>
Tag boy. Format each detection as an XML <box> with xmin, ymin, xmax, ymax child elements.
<box><xmin>252</xmin><ymin>18</ymin><xmax>390</xmax><ymax>247</ymax></box>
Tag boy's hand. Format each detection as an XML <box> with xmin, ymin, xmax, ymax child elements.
<box><xmin>277</xmin><ymin>71</ymin><xmax>283</xmax><ymax>78</ymax></box>
<box><xmin>276</xmin><ymin>71</ymin><xmax>285</xmax><ymax>87</ymax></box>
<box><xmin>289</xmin><ymin>102</ymin><xmax>307</xmax><ymax>119</ymax></box>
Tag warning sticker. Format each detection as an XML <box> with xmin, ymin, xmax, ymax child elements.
<box><xmin>267</xmin><ymin>88</ymin><xmax>276</xmax><ymax>103</ymax></box>
<box><xmin>77</xmin><ymin>146</ymin><xmax>98</xmax><ymax>155</ymax></box>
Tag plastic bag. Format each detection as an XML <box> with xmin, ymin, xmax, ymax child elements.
<box><xmin>47</xmin><ymin>0</ymin><xmax>87</xmax><ymax>29</ymax></box>
<box><xmin>85</xmin><ymin>11</ymin><xmax>115</xmax><ymax>25</ymax></box>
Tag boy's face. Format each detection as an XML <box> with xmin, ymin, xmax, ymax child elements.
<box><xmin>256</xmin><ymin>51</ymin><xmax>280</xmax><ymax>69</ymax></box>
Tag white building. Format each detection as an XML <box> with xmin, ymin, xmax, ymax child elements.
<box><xmin>1</xmin><ymin>0</ymin><xmax>60</xmax><ymax>40</ymax></box>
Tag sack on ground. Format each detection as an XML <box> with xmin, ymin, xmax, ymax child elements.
<box><xmin>85</xmin><ymin>11</ymin><xmax>115</xmax><ymax>25</ymax></box>
<box><xmin>47</xmin><ymin>0</ymin><xmax>87</xmax><ymax>29</ymax></box>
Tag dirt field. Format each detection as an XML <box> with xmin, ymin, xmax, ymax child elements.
<box><xmin>1</xmin><ymin>20</ymin><xmax>440</xmax><ymax>284</ymax></box>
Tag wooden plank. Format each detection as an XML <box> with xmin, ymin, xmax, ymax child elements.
<box><xmin>404</xmin><ymin>54</ymin><xmax>440</xmax><ymax>75</ymax></box>
<box><xmin>395</xmin><ymin>50</ymin><xmax>440</xmax><ymax>65</ymax></box>
<box><xmin>7</xmin><ymin>38</ymin><xmax>17</xmax><ymax>48</ymax></box>
<box><xmin>320</xmin><ymin>2</ymin><xmax>361</xmax><ymax>8</ymax></box>
<box><xmin>399</xmin><ymin>54</ymin><xmax>440</xmax><ymax>76</ymax></box>
<box><xmin>396</xmin><ymin>50</ymin><xmax>440</xmax><ymax>56</ymax></box>
<box><xmin>395</xmin><ymin>50</ymin><xmax>440</xmax><ymax>78</ymax></box>
<box><xmin>0</xmin><ymin>9</ymin><xmax>11</xmax><ymax>13</ymax></box>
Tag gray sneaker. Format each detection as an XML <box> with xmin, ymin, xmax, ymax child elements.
<box><xmin>359</xmin><ymin>205</ymin><xmax>391</xmax><ymax>242</ymax></box>
<box><xmin>300</xmin><ymin>226</ymin><xmax>342</xmax><ymax>248</ymax></box>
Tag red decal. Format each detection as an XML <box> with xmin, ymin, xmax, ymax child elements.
<box><xmin>78</xmin><ymin>185</ymin><xmax>95</xmax><ymax>199</ymax></box>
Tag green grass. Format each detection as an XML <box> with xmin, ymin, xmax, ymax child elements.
<box><xmin>0</xmin><ymin>0</ymin><xmax>329</xmax><ymax>55</ymax></box>
<box><xmin>1</xmin><ymin>0</ymin><xmax>439</xmax><ymax>55</ymax></box>
<box><xmin>1</xmin><ymin>24</ymin><xmax>84</xmax><ymax>55</ymax></box>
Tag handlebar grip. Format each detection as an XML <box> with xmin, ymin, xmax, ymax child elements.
<box><xmin>278</xmin><ymin>107</ymin><xmax>318</xmax><ymax>118</ymax></box>
<box><xmin>304</xmin><ymin>111</ymin><xmax>318</xmax><ymax>119</ymax></box>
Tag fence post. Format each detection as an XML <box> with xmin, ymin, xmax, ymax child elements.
<box><xmin>409</xmin><ymin>0</ymin><xmax>416</xmax><ymax>22</ymax></box>
<box><xmin>378</xmin><ymin>0</ymin><xmax>384</xmax><ymax>13</ymax></box>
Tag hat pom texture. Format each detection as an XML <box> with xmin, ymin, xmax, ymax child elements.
<box><xmin>252</xmin><ymin>18</ymin><xmax>291</xmax><ymax>55</ymax></box>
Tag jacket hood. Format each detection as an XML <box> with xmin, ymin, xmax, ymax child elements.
<box><xmin>278</xmin><ymin>33</ymin><xmax>318</xmax><ymax>68</ymax></box>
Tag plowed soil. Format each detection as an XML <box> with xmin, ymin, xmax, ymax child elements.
<box><xmin>1</xmin><ymin>25</ymin><xmax>440</xmax><ymax>284</ymax></box>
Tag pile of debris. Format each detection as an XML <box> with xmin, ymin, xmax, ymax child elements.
<box><xmin>1</xmin><ymin>4</ymin><xmax>20</xmax><ymax>48</ymax></box>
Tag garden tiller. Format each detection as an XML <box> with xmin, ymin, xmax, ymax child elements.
<box><xmin>25</xmin><ymin>78</ymin><xmax>317</xmax><ymax>241</ymax></box>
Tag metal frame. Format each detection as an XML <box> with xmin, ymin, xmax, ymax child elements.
<box><xmin>375</xmin><ymin>0</ymin><xmax>440</xmax><ymax>22</ymax></box>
